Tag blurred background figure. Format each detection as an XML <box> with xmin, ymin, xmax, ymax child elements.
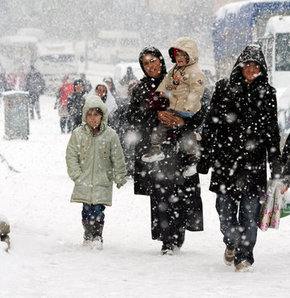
<box><xmin>95</xmin><ymin>82</ymin><xmax>118</xmax><ymax>130</ymax></box>
<box><xmin>0</xmin><ymin>71</ymin><xmax>9</xmax><ymax>94</ymax></box>
<box><xmin>54</xmin><ymin>75</ymin><xmax>74</xmax><ymax>133</ymax></box>
<box><xmin>103</xmin><ymin>77</ymin><xmax>120</xmax><ymax>103</ymax></box>
<box><xmin>24</xmin><ymin>65</ymin><xmax>45</xmax><ymax>120</ymax></box>
<box><xmin>80</xmin><ymin>73</ymin><xmax>92</xmax><ymax>94</ymax></box>
<box><xmin>67</xmin><ymin>79</ymin><xmax>86</xmax><ymax>131</ymax></box>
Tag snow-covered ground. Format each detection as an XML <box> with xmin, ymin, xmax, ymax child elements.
<box><xmin>0</xmin><ymin>95</ymin><xmax>290</xmax><ymax>297</ymax></box>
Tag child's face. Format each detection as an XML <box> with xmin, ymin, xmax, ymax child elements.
<box><xmin>76</xmin><ymin>84</ymin><xmax>83</xmax><ymax>93</ymax></box>
<box><xmin>95</xmin><ymin>85</ymin><xmax>107</xmax><ymax>98</ymax></box>
<box><xmin>86</xmin><ymin>109</ymin><xmax>102</xmax><ymax>129</ymax></box>
<box><xmin>175</xmin><ymin>50</ymin><xmax>188</xmax><ymax>67</ymax></box>
<box><xmin>142</xmin><ymin>54</ymin><xmax>162</xmax><ymax>78</ymax></box>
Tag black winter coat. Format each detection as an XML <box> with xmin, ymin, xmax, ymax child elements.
<box><xmin>197</xmin><ymin>45</ymin><xmax>281</xmax><ymax>197</ymax></box>
<box><xmin>67</xmin><ymin>92</ymin><xmax>86</xmax><ymax>130</ymax></box>
<box><xmin>25</xmin><ymin>70</ymin><xmax>45</xmax><ymax>95</ymax></box>
<box><xmin>127</xmin><ymin>47</ymin><xmax>205</xmax><ymax>235</ymax></box>
<box><xmin>282</xmin><ymin>133</ymin><xmax>290</xmax><ymax>186</ymax></box>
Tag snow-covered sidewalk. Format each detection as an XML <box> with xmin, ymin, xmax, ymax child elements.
<box><xmin>0</xmin><ymin>95</ymin><xmax>290</xmax><ymax>297</ymax></box>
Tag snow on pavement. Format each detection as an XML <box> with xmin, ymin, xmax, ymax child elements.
<box><xmin>0</xmin><ymin>95</ymin><xmax>290</xmax><ymax>297</ymax></box>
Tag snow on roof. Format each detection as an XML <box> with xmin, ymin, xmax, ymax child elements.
<box><xmin>98</xmin><ymin>30</ymin><xmax>141</xmax><ymax>39</ymax></box>
<box><xmin>215</xmin><ymin>0</ymin><xmax>290</xmax><ymax>20</ymax></box>
<box><xmin>37</xmin><ymin>42</ymin><xmax>75</xmax><ymax>56</ymax></box>
<box><xmin>265</xmin><ymin>15</ymin><xmax>290</xmax><ymax>35</ymax></box>
<box><xmin>216</xmin><ymin>0</ymin><xmax>249</xmax><ymax>19</ymax></box>
<box><xmin>0</xmin><ymin>35</ymin><xmax>38</xmax><ymax>45</ymax></box>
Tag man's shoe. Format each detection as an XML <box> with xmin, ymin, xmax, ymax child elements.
<box><xmin>183</xmin><ymin>164</ymin><xmax>197</xmax><ymax>177</ymax></box>
<box><xmin>142</xmin><ymin>151</ymin><xmax>165</xmax><ymax>163</ymax></box>
<box><xmin>224</xmin><ymin>248</ymin><xmax>235</xmax><ymax>266</ymax></box>
<box><xmin>235</xmin><ymin>260</ymin><xmax>252</xmax><ymax>272</ymax></box>
<box><xmin>161</xmin><ymin>243</ymin><xmax>174</xmax><ymax>255</ymax></box>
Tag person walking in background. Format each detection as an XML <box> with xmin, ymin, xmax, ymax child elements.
<box><xmin>0</xmin><ymin>69</ymin><xmax>9</xmax><ymax>94</ymax></box>
<box><xmin>197</xmin><ymin>44</ymin><xmax>282</xmax><ymax>272</ymax></box>
<box><xmin>142</xmin><ymin>37</ymin><xmax>206</xmax><ymax>178</ymax></box>
<box><xmin>80</xmin><ymin>73</ymin><xmax>92</xmax><ymax>94</ymax></box>
<box><xmin>103</xmin><ymin>77</ymin><xmax>120</xmax><ymax>102</ymax></box>
<box><xmin>95</xmin><ymin>82</ymin><xmax>118</xmax><ymax>130</ymax></box>
<box><xmin>67</xmin><ymin>79</ymin><xmax>86</xmax><ymax>131</ymax></box>
<box><xmin>66</xmin><ymin>95</ymin><xmax>127</xmax><ymax>249</ymax></box>
<box><xmin>127</xmin><ymin>46</ymin><xmax>205</xmax><ymax>255</ymax></box>
<box><xmin>120</xmin><ymin>66</ymin><xmax>137</xmax><ymax>89</ymax></box>
<box><xmin>25</xmin><ymin>65</ymin><xmax>45</xmax><ymax>120</ymax></box>
<box><xmin>54</xmin><ymin>75</ymin><xmax>74</xmax><ymax>134</ymax></box>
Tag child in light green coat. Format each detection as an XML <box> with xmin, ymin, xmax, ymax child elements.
<box><xmin>66</xmin><ymin>94</ymin><xmax>127</xmax><ymax>249</ymax></box>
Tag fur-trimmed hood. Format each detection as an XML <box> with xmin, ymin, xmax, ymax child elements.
<box><xmin>169</xmin><ymin>37</ymin><xmax>199</xmax><ymax>65</ymax></box>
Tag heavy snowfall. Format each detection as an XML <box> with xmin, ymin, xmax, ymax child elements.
<box><xmin>0</xmin><ymin>95</ymin><xmax>290</xmax><ymax>297</ymax></box>
<box><xmin>1</xmin><ymin>0</ymin><xmax>290</xmax><ymax>297</ymax></box>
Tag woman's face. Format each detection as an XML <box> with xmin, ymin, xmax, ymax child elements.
<box><xmin>142</xmin><ymin>54</ymin><xmax>162</xmax><ymax>78</ymax></box>
<box><xmin>95</xmin><ymin>85</ymin><xmax>107</xmax><ymax>98</ymax></box>
<box><xmin>242</xmin><ymin>61</ymin><xmax>261</xmax><ymax>84</ymax></box>
<box><xmin>105</xmin><ymin>81</ymin><xmax>112</xmax><ymax>91</ymax></box>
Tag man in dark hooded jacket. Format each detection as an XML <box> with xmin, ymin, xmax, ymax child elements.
<box><xmin>67</xmin><ymin>79</ymin><xmax>86</xmax><ymax>131</ymax></box>
<box><xmin>197</xmin><ymin>44</ymin><xmax>282</xmax><ymax>271</ymax></box>
<box><xmin>25</xmin><ymin>65</ymin><xmax>45</xmax><ymax>119</ymax></box>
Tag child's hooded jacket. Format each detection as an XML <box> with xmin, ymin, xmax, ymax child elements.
<box><xmin>66</xmin><ymin>94</ymin><xmax>127</xmax><ymax>206</ymax></box>
<box><xmin>156</xmin><ymin>37</ymin><xmax>206</xmax><ymax>114</ymax></box>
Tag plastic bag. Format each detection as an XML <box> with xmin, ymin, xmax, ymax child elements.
<box><xmin>281</xmin><ymin>192</ymin><xmax>290</xmax><ymax>218</ymax></box>
<box><xmin>259</xmin><ymin>180</ymin><xmax>283</xmax><ymax>231</ymax></box>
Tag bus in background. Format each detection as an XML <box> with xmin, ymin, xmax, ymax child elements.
<box><xmin>259</xmin><ymin>15</ymin><xmax>290</xmax><ymax>89</ymax></box>
<box><xmin>91</xmin><ymin>30</ymin><xmax>142</xmax><ymax>64</ymax></box>
<box><xmin>35</xmin><ymin>42</ymin><xmax>78</xmax><ymax>95</ymax></box>
<box><xmin>212</xmin><ymin>0</ymin><xmax>290</xmax><ymax>83</ymax></box>
<box><xmin>212</xmin><ymin>1</ymin><xmax>290</xmax><ymax>140</ymax></box>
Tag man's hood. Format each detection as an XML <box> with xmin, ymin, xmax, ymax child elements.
<box><xmin>230</xmin><ymin>44</ymin><xmax>268</xmax><ymax>82</ymax></box>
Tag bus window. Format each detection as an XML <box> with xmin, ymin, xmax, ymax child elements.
<box><xmin>275</xmin><ymin>33</ymin><xmax>290</xmax><ymax>71</ymax></box>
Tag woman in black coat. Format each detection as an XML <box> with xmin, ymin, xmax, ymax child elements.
<box><xmin>197</xmin><ymin>44</ymin><xmax>281</xmax><ymax>271</ymax></box>
<box><xmin>127</xmin><ymin>46</ymin><xmax>205</xmax><ymax>254</ymax></box>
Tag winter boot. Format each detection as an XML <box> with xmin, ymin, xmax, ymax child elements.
<box><xmin>224</xmin><ymin>247</ymin><xmax>235</xmax><ymax>266</ymax></box>
<box><xmin>183</xmin><ymin>156</ymin><xmax>198</xmax><ymax>177</ymax></box>
<box><xmin>0</xmin><ymin>219</ymin><xmax>10</xmax><ymax>252</ymax></box>
<box><xmin>91</xmin><ymin>221</ymin><xmax>104</xmax><ymax>250</ymax></box>
<box><xmin>82</xmin><ymin>222</ymin><xmax>94</xmax><ymax>247</ymax></box>
<box><xmin>161</xmin><ymin>242</ymin><xmax>174</xmax><ymax>255</ymax></box>
<box><xmin>142</xmin><ymin>146</ymin><xmax>165</xmax><ymax>163</ymax></box>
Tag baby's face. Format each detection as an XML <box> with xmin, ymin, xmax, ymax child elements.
<box><xmin>175</xmin><ymin>51</ymin><xmax>188</xmax><ymax>67</ymax></box>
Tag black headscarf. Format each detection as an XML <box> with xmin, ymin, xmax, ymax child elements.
<box><xmin>138</xmin><ymin>46</ymin><xmax>167</xmax><ymax>84</ymax></box>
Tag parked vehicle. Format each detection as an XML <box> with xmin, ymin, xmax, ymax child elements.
<box><xmin>213</xmin><ymin>0</ymin><xmax>290</xmax><ymax>87</ymax></box>
<box><xmin>35</xmin><ymin>42</ymin><xmax>78</xmax><ymax>95</ymax></box>
<box><xmin>92</xmin><ymin>30</ymin><xmax>142</xmax><ymax>64</ymax></box>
